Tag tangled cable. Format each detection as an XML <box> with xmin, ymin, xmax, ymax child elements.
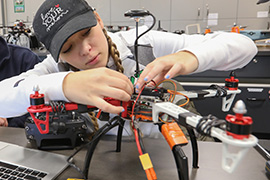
<box><xmin>208</xmin><ymin>84</ymin><xmax>227</xmax><ymax>97</ymax></box>
<box><xmin>49</xmin><ymin>101</ymin><xmax>66</xmax><ymax>113</ymax></box>
<box><xmin>196</xmin><ymin>114</ymin><xmax>226</xmax><ymax>137</ymax></box>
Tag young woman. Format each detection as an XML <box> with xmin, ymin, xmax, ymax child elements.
<box><xmin>0</xmin><ymin>0</ymin><xmax>257</xmax><ymax>119</ymax></box>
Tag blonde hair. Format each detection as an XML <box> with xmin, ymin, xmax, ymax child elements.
<box><xmin>89</xmin><ymin>29</ymin><xmax>124</xmax><ymax>134</ymax></box>
<box><xmin>103</xmin><ymin>28</ymin><xmax>124</xmax><ymax>73</ymax></box>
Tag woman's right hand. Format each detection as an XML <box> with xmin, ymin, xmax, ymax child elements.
<box><xmin>63</xmin><ymin>67</ymin><xmax>134</xmax><ymax>114</ymax></box>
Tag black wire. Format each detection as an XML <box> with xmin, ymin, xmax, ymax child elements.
<box><xmin>49</xmin><ymin>101</ymin><xmax>66</xmax><ymax>113</ymax></box>
<box><xmin>136</xmin><ymin>128</ymin><xmax>146</xmax><ymax>154</ymax></box>
<box><xmin>134</xmin><ymin>13</ymin><xmax>156</xmax><ymax>77</ymax></box>
<box><xmin>150</xmin><ymin>80</ymin><xmax>156</xmax><ymax>86</ymax></box>
<box><xmin>196</xmin><ymin>114</ymin><xmax>226</xmax><ymax>137</ymax></box>
<box><xmin>208</xmin><ymin>84</ymin><xmax>227</xmax><ymax>97</ymax></box>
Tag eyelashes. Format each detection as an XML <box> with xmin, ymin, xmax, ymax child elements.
<box><xmin>62</xmin><ymin>45</ymin><xmax>72</xmax><ymax>54</ymax></box>
<box><xmin>83</xmin><ymin>28</ymin><xmax>91</xmax><ymax>36</ymax></box>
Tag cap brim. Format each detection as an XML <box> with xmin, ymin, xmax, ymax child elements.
<box><xmin>50</xmin><ymin>11</ymin><xmax>97</xmax><ymax>62</ymax></box>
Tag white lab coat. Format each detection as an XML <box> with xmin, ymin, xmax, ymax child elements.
<box><xmin>0</xmin><ymin>26</ymin><xmax>257</xmax><ymax>117</ymax></box>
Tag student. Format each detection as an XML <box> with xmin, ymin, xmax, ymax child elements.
<box><xmin>0</xmin><ymin>36</ymin><xmax>40</xmax><ymax>81</ymax></box>
<box><xmin>0</xmin><ymin>36</ymin><xmax>41</xmax><ymax>127</ymax></box>
<box><xmin>0</xmin><ymin>0</ymin><xmax>257</xmax><ymax>121</ymax></box>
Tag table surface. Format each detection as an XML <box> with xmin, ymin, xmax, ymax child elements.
<box><xmin>0</xmin><ymin>127</ymin><xmax>268</xmax><ymax>180</ymax></box>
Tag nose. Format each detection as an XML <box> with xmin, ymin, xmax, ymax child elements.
<box><xmin>80</xmin><ymin>40</ymin><xmax>91</xmax><ymax>56</ymax></box>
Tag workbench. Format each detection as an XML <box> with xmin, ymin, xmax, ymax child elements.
<box><xmin>0</xmin><ymin>127</ymin><xmax>267</xmax><ymax>180</ymax></box>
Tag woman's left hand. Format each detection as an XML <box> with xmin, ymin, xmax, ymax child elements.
<box><xmin>135</xmin><ymin>51</ymin><xmax>199</xmax><ymax>91</ymax></box>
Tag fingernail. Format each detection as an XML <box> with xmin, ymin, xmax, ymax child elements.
<box><xmin>135</xmin><ymin>84</ymin><xmax>139</xmax><ymax>89</ymax></box>
<box><xmin>122</xmin><ymin>109</ymin><xmax>125</xmax><ymax>112</ymax></box>
<box><xmin>165</xmin><ymin>75</ymin><xmax>170</xmax><ymax>79</ymax></box>
<box><xmin>135</xmin><ymin>89</ymin><xmax>139</xmax><ymax>93</ymax></box>
<box><xmin>144</xmin><ymin>77</ymin><xmax>148</xmax><ymax>81</ymax></box>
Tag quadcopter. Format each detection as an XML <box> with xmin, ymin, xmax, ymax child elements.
<box><xmin>1</xmin><ymin>20</ymin><xmax>31</xmax><ymax>45</ymax></box>
<box><xmin>26</xmin><ymin>73</ymin><xmax>257</xmax><ymax>180</ymax></box>
<box><xmin>26</xmin><ymin>10</ymin><xmax>258</xmax><ymax>180</ymax></box>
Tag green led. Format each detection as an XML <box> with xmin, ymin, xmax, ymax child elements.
<box><xmin>130</xmin><ymin>69</ymin><xmax>144</xmax><ymax>84</ymax></box>
<box><xmin>130</xmin><ymin>76</ymin><xmax>135</xmax><ymax>84</ymax></box>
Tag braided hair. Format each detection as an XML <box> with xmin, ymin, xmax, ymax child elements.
<box><xmin>102</xmin><ymin>28</ymin><xmax>124</xmax><ymax>73</ymax></box>
<box><xmin>89</xmin><ymin>28</ymin><xmax>125</xmax><ymax>134</ymax></box>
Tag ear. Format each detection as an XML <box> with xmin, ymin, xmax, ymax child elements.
<box><xmin>94</xmin><ymin>11</ymin><xmax>104</xmax><ymax>29</ymax></box>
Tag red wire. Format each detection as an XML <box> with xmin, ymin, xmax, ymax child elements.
<box><xmin>131</xmin><ymin>84</ymin><xmax>146</xmax><ymax>155</ymax></box>
<box><xmin>134</xmin><ymin>128</ymin><xmax>143</xmax><ymax>155</ymax></box>
<box><xmin>96</xmin><ymin>109</ymin><xmax>102</xmax><ymax>119</ymax></box>
<box><xmin>132</xmin><ymin>84</ymin><xmax>157</xmax><ymax>180</ymax></box>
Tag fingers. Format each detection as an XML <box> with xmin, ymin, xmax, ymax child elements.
<box><xmin>0</xmin><ymin>118</ymin><xmax>8</xmax><ymax>127</ymax></box>
<box><xmin>94</xmin><ymin>97</ymin><xmax>125</xmax><ymax>114</ymax></box>
<box><xmin>87</xmin><ymin>69</ymin><xmax>134</xmax><ymax>100</ymax></box>
<box><xmin>164</xmin><ymin>63</ymin><xmax>184</xmax><ymax>79</ymax></box>
<box><xmin>101</xmin><ymin>86</ymin><xmax>132</xmax><ymax>101</ymax></box>
<box><xmin>86</xmin><ymin>87</ymin><xmax>130</xmax><ymax>114</ymax></box>
<box><xmin>135</xmin><ymin>62</ymin><xmax>160</xmax><ymax>89</ymax></box>
<box><xmin>91</xmin><ymin>83</ymin><xmax>132</xmax><ymax>104</ymax></box>
<box><xmin>100</xmin><ymin>72</ymin><xmax>134</xmax><ymax>96</ymax></box>
<box><xmin>142</xmin><ymin>63</ymin><xmax>165</xmax><ymax>82</ymax></box>
<box><xmin>135</xmin><ymin>51</ymin><xmax>199</xmax><ymax>91</ymax></box>
<box><xmin>135</xmin><ymin>60</ymin><xmax>172</xmax><ymax>90</ymax></box>
<box><xmin>63</xmin><ymin>68</ymin><xmax>134</xmax><ymax>113</ymax></box>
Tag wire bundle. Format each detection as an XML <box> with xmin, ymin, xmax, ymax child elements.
<box><xmin>208</xmin><ymin>84</ymin><xmax>227</xmax><ymax>97</ymax></box>
<box><xmin>49</xmin><ymin>101</ymin><xmax>66</xmax><ymax>113</ymax></box>
<box><xmin>196</xmin><ymin>114</ymin><xmax>226</xmax><ymax>137</ymax></box>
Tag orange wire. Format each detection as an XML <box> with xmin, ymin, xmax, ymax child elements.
<box><xmin>167</xmin><ymin>89</ymin><xmax>190</xmax><ymax>107</ymax></box>
<box><xmin>159</xmin><ymin>117</ymin><xmax>175</xmax><ymax>124</ymax></box>
<box><xmin>155</xmin><ymin>79</ymin><xmax>177</xmax><ymax>102</ymax></box>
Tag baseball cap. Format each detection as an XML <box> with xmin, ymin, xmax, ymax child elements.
<box><xmin>33</xmin><ymin>0</ymin><xmax>97</xmax><ymax>62</ymax></box>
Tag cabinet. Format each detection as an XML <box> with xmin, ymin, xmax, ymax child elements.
<box><xmin>171</xmin><ymin>0</ymin><xmax>205</xmax><ymax>21</ymax></box>
<box><xmin>86</xmin><ymin>0</ymin><xmax>270</xmax><ymax>32</ymax></box>
<box><xmin>88</xmin><ymin>0</ymin><xmax>111</xmax><ymax>25</ymax></box>
<box><xmin>204</xmin><ymin>0</ymin><xmax>238</xmax><ymax>19</ymax></box>
<box><xmin>2</xmin><ymin>0</ymin><xmax>269</xmax><ymax>36</ymax></box>
<box><xmin>171</xmin><ymin>0</ymin><xmax>238</xmax><ymax>32</ymax></box>
<box><xmin>110</xmin><ymin>0</ymin><xmax>141</xmax><ymax>26</ymax></box>
<box><xmin>238</xmin><ymin>0</ymin><xmax>270</xmax><ymax>18</ymax></box>
<box><xmin>138</xmin><ymin>0</ymin><xmax>171</xmax><ymax>30</ymax></box>
<box><xmin>237</xmin><ymin>0</ymin><xmax>270</xmax><ymax>29</ymax></box>
<box><xmin>109</xmin><ymin>0</ymin><xmax>171</xmax><ymax>28</ymax></box>
<box><xmin>87</xmin><ymin>0</ymin><xmax>241</xmax><ymax>32</ymax></box>
<box><xmin>175</xmin><ymin>49</ymin><xmax>270</xmax><ymax>138</ymax></box>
